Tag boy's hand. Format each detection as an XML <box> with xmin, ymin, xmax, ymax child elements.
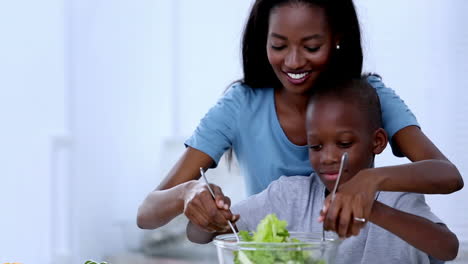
<box><xmin>318</xmin><ymin>169</ymin><xmax>378</xmax><ymax>238</ymax></box>
<box><xmin>183</xmin><ymin>181</ymin><xmax>239</xmax><ymax>233</ymax></box>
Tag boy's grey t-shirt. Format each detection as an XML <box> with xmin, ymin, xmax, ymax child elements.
<box><xmin>231</xmin><ymin>175</ymin><xmax>443</xmax><ymax>264</ymax></box>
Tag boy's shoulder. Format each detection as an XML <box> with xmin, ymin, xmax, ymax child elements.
<box><xmin>377</xmin><ymin>191</ymin><xmax>422</xmax><ymax>210</ymax></box>
<box><xmin>232</xmin><ymin>174</ymin><xmax>325</xmax><ymax>233</ymax></box>
<box><xmin>377</xmin><ymin>191</ymin><xmax>442</xmax><ymax>224</ymax></box>
<box><xmin>377</xmin><ymin>191</ymin><xmax>423</xmax><ymax>206</ymax></box>
<box><xmin>268</xmin><ymin>174</ymin><xmax>322</xmax><ymax>193</ymax></box>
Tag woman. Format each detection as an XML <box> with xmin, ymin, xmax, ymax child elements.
<box><xmin>137</xmin><ymin>0</ymin><xmax>463</xmax><ymax>233</ymax></box>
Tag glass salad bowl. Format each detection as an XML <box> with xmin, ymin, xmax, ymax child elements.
<box><xmin>213</xmin><ymin>231</ymin><xmax>341</xmax><ymax>264</ymax></box>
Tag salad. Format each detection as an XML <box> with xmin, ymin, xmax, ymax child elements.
<box><xmin>234</xmin><ymin>214</ymin><xmax>326</xmax><ymax>264</ymax></box>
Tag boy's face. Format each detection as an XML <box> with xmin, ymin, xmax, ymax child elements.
<box><xmin>306</xmin><ymin>97</ymin><xmax>385</xmax><ymax>191</ymax></box>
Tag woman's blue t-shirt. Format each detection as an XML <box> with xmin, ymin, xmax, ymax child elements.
<box><xmin>185</xmin><ymin>75</ymin><xmax>419</xmax><ymax>196</ymax></box>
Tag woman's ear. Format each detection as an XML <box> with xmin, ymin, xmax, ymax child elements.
<box><xmin>334</xmin><ymin>34</ymin><xmax>342</xmax><ymax>50</ymax></box>
<box><xmin>372</xmin><ymin>128</ymin><xmax>388</xmax><ymax>154</ymax></box>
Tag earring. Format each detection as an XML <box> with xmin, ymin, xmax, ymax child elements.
<box><xmin>336</xmin><ymin>44</ymin><xmax>340</xmax><ymax>50</ymax></box>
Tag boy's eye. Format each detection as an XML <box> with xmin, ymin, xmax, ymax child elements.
<box><xmin>271</xmin><ymin>45</ymin><xmax>286</xmax><ymax>51</ymax></box>
<box><xmin>305</xmin><ymin>46</ymin><xmax>320</xmax><ymax>52</ymax></box>
<box><xmin>308</xmin><ymin>144</ymin><xmax>322</xmax><ymax>151</ymax></box>
<box><xmin>338</xmin><ymin>142</ymin><xmax>352</xmax><ymax>148</ymax></box>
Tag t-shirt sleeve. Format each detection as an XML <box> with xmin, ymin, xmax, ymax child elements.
<box><xmin>184</xmin><ymin>83</ymin><xmax>247</xmax><ymax>167</ymax></box>
<box><xmin>231</xmin><ymin>180</ymin><xmax>282</xmax><ymax>232</ymax></box>
<box><xmin>394</xmin><ymin>192</ymin><xmax>443</xmax><ymax>224</ymax></box>
<box><xmin>367</xmin><ymin>75</ymin><xmax>419</xmax><ymax>157</ymax></box>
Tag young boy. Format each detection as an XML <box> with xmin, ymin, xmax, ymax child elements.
<box><xmin>186</xmin><ymin>78</ymin><xmax>459</xmax><ymax>263</ymax></box>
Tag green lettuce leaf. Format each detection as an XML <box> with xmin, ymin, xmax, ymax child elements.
<box><xmin>233</xmin><ymin>214</ymin><xmax>326</xmax><ymax>264</ymax></box>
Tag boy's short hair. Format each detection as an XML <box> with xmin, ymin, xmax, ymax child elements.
<box><xmin>308</xmin><ymin>75</ymin><xmax>383</xmax><ymax>131</ymax></box>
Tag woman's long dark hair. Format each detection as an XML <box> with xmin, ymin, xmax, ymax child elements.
<box><xmin>241</xmin><ymin>0</ymin><xmax>363</xmax><ymax>89</ymax></box>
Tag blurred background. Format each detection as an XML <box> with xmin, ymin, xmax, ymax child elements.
<box><xmin>1</xmin><ymin>0</ymin><xmax>468</xmax><ymax>263</ymax></box>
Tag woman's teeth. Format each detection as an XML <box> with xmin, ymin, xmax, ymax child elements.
<box><xmin>287</xmin><ymin>72</ymin><xmax>309</xmax><ymax>79</ymax></box>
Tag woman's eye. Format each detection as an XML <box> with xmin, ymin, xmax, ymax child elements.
<box><xmin>338</xmin><ymin>142</ymin><xmax>352</xmax><ymax>148</ymax></box>
<box><xmin>305</xmin><ymin>46</ymin><xmax>320</xmax><ymax>52</ymax></box>
<box><xmin>308</xmin><ymin>144</ymin><xmax>322</xmax><ymax>151</ymax></box>
<box><xmin>271</xmin><ymin>45</ymin><xmax>286</xmax><ymax>51</ymax></box>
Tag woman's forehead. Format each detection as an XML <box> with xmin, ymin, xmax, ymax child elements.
<box><xmin>268</xmin><ymin>4</ymin><xmax>330</xmax><ymax>35</ymax></box>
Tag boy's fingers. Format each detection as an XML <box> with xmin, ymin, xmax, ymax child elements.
<box><xmin>317</xmin><ymin>215</ymin><xmax>325</xmax><ymax>223</ymax></box>
<box><xmin>212</xmin><ymin>185</ymin><xmax>226</xmax><ymax>209</ymax></box>
<box><xmin>324</xmin><ymin>198</ymin><xmax>341</xmax><ymax>232</ymax></box>
<box><xmin>223</xmin><ymin>196</ymin><xmax>231</xmax><ymax>210</ymax></box>
<box><xmin>338</xmin><ymin>205</ymin><xmax>352</xmax><ymax>238</ymax></box>
<box><xmin>186</xmin><ymin>206</ymin><xmax>217</xmax><ymax>233</ymax></box>
<box><xmin>200</xmin><ymin>191</ymin><xmax>229</xmax><ymax>229</ymax></box>
<box><xmin>319</xmin><ymin>198</ymin><xmax>331</xmax><ymax>222</ymax></box>
<box><xmin>351</xmin><ymin>200</ymin><xmax>365</xmax><ymax>236</ymax></box>
<box><xmin>323</xmin><ymin>196</ymin><xmax>331</xmax><ymax>213</ymax></box>
<box><xmin>209</xmin><ymin>184</ymin><xmax>232</xmax><ymax>211</ymax></box>
<box><xmin>232</xmin><ymin>214</ymin><xmax>240</xmax><ymax>223</ymax></box>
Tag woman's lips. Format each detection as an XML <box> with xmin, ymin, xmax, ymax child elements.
<box><xmin>283</xmin><ymin>71</ymin><xmax>311</xmax><ymax>85</ymax></box>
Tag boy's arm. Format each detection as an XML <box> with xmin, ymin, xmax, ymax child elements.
<box><xmin>370</xmin><ymin>200</ymin><xmax>459</xmax><ymax>261</ymax></box>
<box><xmin>186</xmin><ymin>220</ymin><xmax>223</xmax><ymax>244</ymax></box>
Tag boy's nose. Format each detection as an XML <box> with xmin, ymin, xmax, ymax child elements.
<box><xmin>320</xmin><ymin>147</ymin><xmax>340</xmax><ymax>166</ymax></box>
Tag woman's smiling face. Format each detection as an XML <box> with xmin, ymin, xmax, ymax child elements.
<box><xmin>267</xmin><ymin>3</ymin><xmax>335</xmax><ymax>94</ymax></box>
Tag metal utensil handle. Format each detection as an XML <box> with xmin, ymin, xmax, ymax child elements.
<box><xmin>200</xmin><ymin>168</ymin><xmax>240</xmax><ymax>242</ymax></box>
<box><xmin>331</xmin><ymin>152</ymin><xmax>348</xmax><ymax>201</ymax></box>
<box><xmin>323</xmin><ymin>152</ymin><xmax>348</xmax><ymax>242</ymax></box>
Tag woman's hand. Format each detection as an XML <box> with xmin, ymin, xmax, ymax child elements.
<box><xmin>319</xmin><ymin>169</ymin><xmax>378</xmax><ymax>238</ymax></box>
<box><xmin>183</xmin><ymin>181</ymin><xmax>239</xmax><ymax>233</ymax></box>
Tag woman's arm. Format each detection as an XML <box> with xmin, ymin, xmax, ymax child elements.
<box><xmin>137</xmin><ymin>147</ymin><xmax>235</xmax><ymax>231</ymax></box>
<box><xmin>371</xmin><ymin>201</ymin><xmax>459</xmax><ymax>261</ymax></box>
<box><xmin>365</xmin><ymin>159</ymin><xmax>461</xmax><ymax>194</ymax></box>
<box><xmin>389</xmin><ymin>125</ymin><xmax>463</xmax><ymax>192</ymax></box>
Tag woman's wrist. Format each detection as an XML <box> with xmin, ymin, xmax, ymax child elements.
<box><xmin>179</xmin><ymin>180</ymin><xmax>197</xmax><ymax>207</ymax></box>
<box><xmin>361</xmin><ymin>167</ymin><xmax>387</xmax><ymax>192</ymax></box>
<box><xmin>355</xmin><ymin>168</ymin><xmax>383</xmax><ymax>193</ymax></box>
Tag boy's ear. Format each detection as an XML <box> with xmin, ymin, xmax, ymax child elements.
<box><xmin>372</xmin><ymin>128</ymin><xmax>388</xmax><ymax>154</ymax></box>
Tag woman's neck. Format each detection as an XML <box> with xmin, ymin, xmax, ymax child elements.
<box><xmin>275</xmin><ymin>88</ymin><xmax>310</xmax><ymax>114</ymax></box>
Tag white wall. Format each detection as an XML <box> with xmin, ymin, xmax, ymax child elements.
<box><xmin>69</xmin><ymin>0</ymin><xmax>167</xmax><ymax>260</ymax></box>
<box><xmin>68</xmin><ymin>0</ymin><xmax>252</xmax><ymax>261</ymax></box>
<box><xmin>0</xmin><ymin>0</ymin><xmax>67</xmax><ymax>263</ymax></box>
